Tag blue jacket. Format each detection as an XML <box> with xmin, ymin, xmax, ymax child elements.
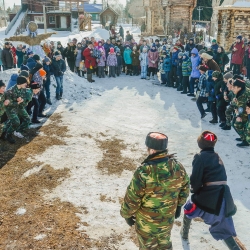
<box><xmin>172</xmin><ymin>50</ymin><xmax>179</xmax><ymax>66</ymax></box>
<box><xmin>6</xmin><ymin>74</ymin><xmax>18</xmax><ymax>90</ymax></box>
<box><xmin>27</xmin><ymin>57</ymin><xmax>36</xmax><ymax>70</ymax></box>
<box><xmin>206</xmin><ymin>70</ymin><xmax>216</xmax><ymax>101</ymax></box>
<box><xmin>116</xmin><ymin>54</ymin><xmax>123</xmax><ymax>66</ymax></box>
<box><xmin>190</xmin><ymin>48</ymin><xmax>200</xmax><ymax>78</ymax></box>
<box><xmin>163</xmin><ymin>56</ymin><xmax>171</xmax><ymax>72</ymax></box>
<box><xmin>123</xmin><ymin>48</ymin><xmax>132</xmax><ymax>64</ymax></box>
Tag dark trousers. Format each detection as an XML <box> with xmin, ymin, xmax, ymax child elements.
<box><xmin>210</xmin><ymin>101</ymin><xmax>218</xmax><ymax>121</ymax></box>
<box><xmin>169</xmin><ymin>65</ymin><xmax>177</xmax><ymax>86</ymax></box>
<box><xmin>126</xmin><ymin>64</ymin><xmax>132</xmax><ymax>74</ymax></box>
<box><xmin>189</xmin><ymin>77</ymin><xmax>199</xmax><ymax>94</ymax></box>
<box><xmin>147</xmin><ymin>67</ymin><xmax>157</xmax><ymax>76</ymax></box>
<box><xmin>217</xmin><ymin>105</ymin><xmax>227</xmax><ymax>123</ymax></box>
<box><xmin>161</xmin><ymin>73</ymin><xmax>167</xmax><ymax>84</ymax></box>
<box><xmin>38</xmin><ymin>90</ymin><xmax>47</xmax><ymax>114</ymax></box>
<box><xmin>196</xmin><ymin>96</ymin><xmax>207</xmax><ymax>116</ymax></box>
<box><xmin>98</xmin><ymin>66</ymin><xmax>105</xmax><ymax>77</ymax></box>
<box><xmin>68</xmin><ymin>60</ymin><xmax>75</xmax><ymax>72</ymax></box>
<box><xmin>132</xmin><ymin>65</ymin><xmax>139</xmax><ymax>75</ymax></box>
<box><xmin>232</xmin><ymin>64</ymin><xmax>241</xmax><ymax>75</ymax></box>
<box><xmin>27</xmin><ymin>98</ymin><xmax>39</xmax><ymax>121</ymax></box>
<box><xmin>109</xmin><ymin>66</ymin><xmax>116</xmax><ymax>77</ymax></box>
<box><xmin>44</xmin><ymin>78</ymin><xmax>51</xmax><ymax>99</ymax></box>
<box><xmin>116</xmin><ymin>65</ymin><xmax>122</xmax><ymax>76</ymax></box>
<box><xmin>182</xmin><ymin>76</ymin><xmax>190</xmax><ymax>93</ymax></box>
<box><xmin>3</xmin><ymin>66</ymin><xmax>13</xmax><ymax>71</ymax></box>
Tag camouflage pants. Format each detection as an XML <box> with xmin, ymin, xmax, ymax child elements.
<box><xmin>137</xmin><ymin>225</ymin><xmax>173</xmax><ymax>250</ymax></box>
<box><xmin>5</xmin><ymin>107</ymin><xmax>30</xmax><ymax>134</ymax></box>
<box><xmin>0</xmin><ymin>113</ymin><xmax>8</xmax><ymax>135</ymax></box>
<box><xmin>225</xmin><ymin>105</ymin><xmax>235</xmax><ymax>126</ymax></box>
<box><xmin>233</xmin><ymin>120</ymin><xmax>247</xmax><ymax>140</ymax></box>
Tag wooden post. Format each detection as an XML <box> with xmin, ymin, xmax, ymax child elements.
<box><xmin>43</xmin><ymin>5</ymin><xmax>47</xmax><ymax>33</ymax></box>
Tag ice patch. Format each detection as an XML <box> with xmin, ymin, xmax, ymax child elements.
<box><xmin>22</xmin><ymin>165</ymin><xmax>43</xmax><ymax>178</ymax></box>
<box><xmin>34</xmin><ymin>234</ymin><xmax>46</xmax><ymax>240</ymax></box>
<box><xmin>15</xmin><ymin>208</ymin><xmax>26</xmax><ymax>215</ymax></box>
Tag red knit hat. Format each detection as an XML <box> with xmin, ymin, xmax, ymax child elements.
<box><xmin>110</xmin><ymin>47</ymin><xmax>115</xmax><ymax>53</ymax></box>
<box><xmin>197</xmin><ymin>131</ymin><xmax>217</xmax><ymax>149</ymax></box>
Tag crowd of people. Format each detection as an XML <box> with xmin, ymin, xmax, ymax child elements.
<box><xmin>0</xmin><ymin>29</ymin><xmax>250</xmax><ymax>147</ymax></box>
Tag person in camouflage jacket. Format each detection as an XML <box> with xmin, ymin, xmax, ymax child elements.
<box><xmin>230</xmin><ymin>79</ymin><xmax>250</xmax><ymax>147</ymax></box>
<box><xmin>120</xmin><ymin>132</ymin><xmax>189</xmax><ymax>250</ymax></box>
<box><xmin>4</xmin><ymin>76</ymin><xmax>32</xmax><ymax>143</ymax></box>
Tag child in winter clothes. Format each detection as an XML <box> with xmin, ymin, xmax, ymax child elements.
<box><xmin>196</xmin><ymin>65</ymin><xmax>209</xmax><ymax>118</ymax></box>
<box><xmin>158</xmin><ymin>53</ymin><xmax>166</xmax><ymax>84</ymax></box>
<box><xmin>107</xmin><ymin>47</ymin><xmax>117</xmax><ymax>78</ymax></box>
<box><xmin>123</xmin><ymin>45</ymin><xmax>132</xmax><ymax>76</ymax></box>
<box><xmin>169</xmin><ymin>46</ymin><xmax>179</xmax><ymax>87</ymax></box>
<box><xmin>181</xmin><ymin>52</ymin><xmax>192</xmax><ymax>94</ymax></box>
<box><xmin>116</xmin><ymin>48</ymin><xmax>123</xmax><ymax>76</ymax></box>
<box><xmin>97</xmin><ymin>49</ymin><xmax>106</xmax><ymax>78</ymax></box>
<box><xmin>176</xmin><ymin>52</ymin><xmax>183</xmax><ymax>91</ymax></box>
<box><xmin>131</xmin><ymin>47</ymin><xmax>140</xmax><ymax>76</ymax></box>
<box><xmin>147</xmin><ymin>43</ymin><xmax>159</xmax><ymax>80</ymax></box>
<box><xmin>139</xmin><ymin>47</ymin><xmax>148</xmax><ymax>79</ymax></box>
<box><xmin>43</xmin><ymin>57</ymin><xmax>53</xmax><ymax>105</ymax></box>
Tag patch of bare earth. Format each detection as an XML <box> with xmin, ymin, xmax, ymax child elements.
<box><xmin>91</xmin><ymin>233</ymin><xmax>124</xmax><ymax>250</ymax></box>
<box><xmin>0</xmin><ymin>113</ymin><xmax>91</xmax><ymax>249</ymax></box>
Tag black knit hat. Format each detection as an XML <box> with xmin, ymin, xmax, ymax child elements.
<box><xmin>17</xmin><ymin>76</ymin><xmax>27</xmax><ymax>85</ymax></box>
<box><xmin>145</xmin><ymin>132</ymin><xmax>168</xmax><ymax>151</ymax></box>
<box><xmin>30</xmin><ymin>81</ymin><xmax>41</xmax><ymax>89</ymax></box>
<box><xmin>0</xmin><ymin>80</ymin><xmax>6</xmax><ymax>88</ymax></box>
<box><xmin>246</xmin><ymin>100</ymin><xmax>250</xmax><ymax>108</ymax></box>
<box><xmin>19</xmin><ymin>70</ymin><xmax>29</xmax><ymax>78</ymax></box>
<box><xmin>197</xmin><ymin>131</ymin><xmax>217</xmax><ymax>149</ymax></box>
<box><xmin>33</xmin><ymin>54</ymin><xmax>40</xmax><ymax>61</ymax></box>
<box><xmin>233</xmin><ymin>79</ymin><xmax>245</xmax><ymax>88</ymax></box>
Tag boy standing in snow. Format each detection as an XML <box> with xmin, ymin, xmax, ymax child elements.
<box><xmin>97</xmin><ymin>49</ymin><xmax>106</xmax><ymax>78</ymax></box>
<box><xmin>181</xmin><ymin>52</ymin><xmax>192</xmax><ymax>94</ymax></box>
<box><xmin>196</xmin><ymin>65</ymin><xmax>209</xmax><ymax>119</ymax></box>
<box><xmin>181</xmin><ymin>131</ymin><xmax>240</xmax><ymax>250</ymax></box>
<box><xmin>115</xmin><ymin>48</ymin><xmax>123</xmax><ymax>77</ymax></box>
<box><xmin>107</xmin><ymin>47</ymin><xmax>117</xmax><ymax>78</ymax></box>
<box><xmin>139</xmin><ymin>47</ymin><xmax>148</xmax><ymax>79</ymax></box>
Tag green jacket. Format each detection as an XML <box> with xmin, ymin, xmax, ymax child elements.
<box><xmin>0</xmin><ymin>93</ymin><xmax>6</xmax><ymax>116</ymax></box>
<box><xmin>182</xmin><ymin>59</ymin><xmax>192</xmax><ymax>76</ymax></box>
<box><xmin>4</xmin><ymin>85</ymin><xmax>32</xmax><ymax>109</ymax></box>
<box><xmin>120</xmin><ymin>152</ymin><xmax>189</xmax><ymax>236</ymax></box>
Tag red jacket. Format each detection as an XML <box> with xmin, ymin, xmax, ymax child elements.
<box><xmin>83</xmin><ymin>47</ymin><xmax>96</xmax><ymax>68</ymax></box>
<box><xmin>231</xmin><ymin>41</ymin><xmax>245</xmax><ymax>65</ymax></box>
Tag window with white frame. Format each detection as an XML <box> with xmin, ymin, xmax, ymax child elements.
<box><xmin>49</xmin><ymin>16</ymin><xmax>56</xmax><ymax>24</ymax></box>
<box><xmin>34</xmin><ymin>16</ymin><xmax>44</xmax><ymax>24</ymax></box>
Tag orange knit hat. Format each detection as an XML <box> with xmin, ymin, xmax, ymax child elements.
<box><xmin>39</xmin><ymin>69</ymin><xmax>46</xmax><ymax>77</ymax></box>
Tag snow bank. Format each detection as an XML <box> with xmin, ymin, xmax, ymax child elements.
<box><xmin>233</xmin><ymin>1</ymin><xmax>250</xmax><ymax>7</ymax></box>
<box><xmin>88</xmin><ymin>27</ymin><xmax>110</xmax><ymax>41</ymax></box>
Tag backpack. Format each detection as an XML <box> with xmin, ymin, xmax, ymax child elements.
<box><xmin>92</xmin><ymin>48</ymin><xmax>101</xmax><ymax>59</ymax></box>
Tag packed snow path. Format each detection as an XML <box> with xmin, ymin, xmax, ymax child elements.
<box><xmin>1</xmin><ymin>69</ymin><xmax>249</xmax><ymax>249</ymax></box>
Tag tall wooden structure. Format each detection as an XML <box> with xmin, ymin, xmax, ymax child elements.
<box><xmin>143</xmin><ymin>0</ymin><xmax>197</xmax><ymax>36</ymax></box>
<box><xmin>100</xmin><ymin>6</ymin><xmax>119</xmax><ymax>28</ymax></box>
<box><xmin>216</xmin><ymin>1</ymin><xmax>250</xmax><ymax>51</ymax></box>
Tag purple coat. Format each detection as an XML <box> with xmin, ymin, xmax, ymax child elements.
<box><xmin>107</xmin><ymin>53</ymin><xmax>117</xmax><ymax>66</ymax></box>
<box><xmin>148</xmin><ymin>50</ymin><xmax>159</xmax><ymax>68</ymax></box>
<box><xmin>97</xmin><ymin>54</ymin><xmax>106</xmax><ymax>66</ymax></box>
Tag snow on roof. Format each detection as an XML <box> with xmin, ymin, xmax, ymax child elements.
<box><xmin>233</xmin><ymin>1</ymin><xmax>250</xmax><ymax>7</ymax></box>
<box><xmin>73</xmin><ymin>3</ymin><xmax>103</xmax><ymax>13</ymax></box>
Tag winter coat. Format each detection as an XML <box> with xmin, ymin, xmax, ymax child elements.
<box><xmin>6</xmin><ymin>74</ymin><xmax>18</xmax><ymax>90</ymax></box>
<box><xmin>83</xmin><ymin>47</ymin><xmax>97</xmax><ymax>68</ymax></box>
<box><xmin>16</xmin><ymin>48</ymin><xmax>26</xmax><ymax>67</ymax></box>
<box><xmin>205</xmin><ymin>59</ymin><xmax>221</xmax><ymax>72</ymax></box>
<box><xmin>11</xmin><ymin>46</ymin><xmax>17</xmax><ymax>65</ymax></box>
<box><xmin>116</xmin><ymin>54</ymin><xmax>123</xmax><ymax>66</ymax></box>
<box><xmin>185</xmin><ymin>42</ymin><xmax>196</xmax><ymax>56</ymax></box>
<box><xmin>139</xmin><ymin>52</ymin><xmax>148</xmax><ymax>67</ymax></box>
<box><xmin>33</xmin><ymin>71</ymin><xmax>43</xmax><ymax>86</ymax></box>
<box><xmin>75</xmin><ymin>49</ymin><xmax>82</xmax><ymax>67</ymax></box>
<box><xmin>148</xmin><ymin>50</ymin><xmax>159</xmax><ymax>68</ymax></box>
<box><xmin>27</xmin><ymin>57</ymin><xmax>36</xmax><ymax>70</ymax></box>
<box><xmin>123</xmin><ymin>48</ymin><xmax>132</xmax><ymax>64</ymax></box>
<box><xmin>190</xmin><ymin>148</ymin><xmax>236</xmax><ymax>217</ymax></box>
<box><xmin>171</xmin><ymin>50</ymin><xmax>179</xmax><ymax>67</ymax></box>
<box><xmin>231</xmin><ymin>41</ymin><xmax>245</xmax><ymax>65</ymax></box>
<box><xmin>163</xmin><ymin>56</ymin><xmax>171</xmax><ymax>72</ymax></box>
<box><xmin>51</xmin><ymin>59</ymin><xmax>66</xmax><ymax>77</ymax></box>
<box><xmin>190</xmin><ymin>48</ymin><xmax>200</xmax><ymax>78</ymax></box>
<box><xmin>0</xmin><ymin>48</ymin><xmax>2</xmax><ymax>65</ymax></box>
<box><xmin>1</xmin><ymin>47</ymin><xmax>13</xmax><ymax>68</ymax></box>
<box><xmin>97</xmin><ymin>54</ymin><xmax>106</xmax><ymax>67</ymax></box>
<box><xmin>214</xmin><ymin>77</ymin><xmax>227</xmax><ymax>107</ymax></box>
<box><xmin>182</xmin><ymin>57</ymin><xmax>192</xmax><ymax>76</ymax></box>
<box><xmin>64</xmin><ymin>45</ymin><xmax>76</xmax><ymax>62</ymax></box>
<box><xmin>131</xmin><ymin>51</ymin><xmax>140</xmax><ymax>66</ymax></box>
<box><xmin>177</xmin><ymin>58</ymin><xmax>182</xmax><ymax>76</ymax></box>
<box><xmin>206</xmin><ymin>70</ymin><xmax>216</xmax><ymax>102</ymax></box>
<box><xmin>106</xmin><ymin>53</ymin><xmax>117</xmax><ymax>66</ymax></box>
<box><xmin>214</xmin><ymin>52</ymin><xmax>229</xmax><ymax>72</ymax></box>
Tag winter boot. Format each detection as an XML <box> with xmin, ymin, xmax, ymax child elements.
<box><xmin>5</xmin><ymin>133</ymin><xmax>15</xmax><ymax>144</ymax></box>
<box><xmin>180</xmin><ymin>215</ymin><xmax>192</xmax><ymax>240</ymax></box>
<box><xmin>219</xmin><ymin>122</ymin><xmax>226</xmax><ymax>128</ymax></box>
<box><xmin>56</xmin><ymin>94</ymin><xmax>60</xmax><ymax>100</ymax></box>
<box><xmin>223</xmin><ymin>237</ymin><xmax>240</xmax><ymax>250</ymax></box>
<box><xmin>209</xmin><ymin>119</ymin><xmax>218</xmax><ymax>124</ymax></box>
<box><xmin>235</xmin><ymin>138</ymin><xmax>242</xmax><ymax>141</ymax></box>
<box><xmin>237</xmin><ymin>140</ymin><xmax>250</xmax><ymax>147</ymax></box>
<box><xmin>221</xmin><ymin>124</ymin><xmax>231</xmax><ymax>130</ymax></box>
<box><xmin>46</xmin><ymin>98</ymin><xmax>52</xmax><ymax>105</ymax></box>
<box><xmin>177</xmin><ymin>85</ymin><xmax>183</xmax><ymax>91</ymax></box>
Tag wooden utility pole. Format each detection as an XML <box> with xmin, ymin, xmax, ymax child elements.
<box><xmin>43</xmin><ymin>5</ymin><xmax>47</xmax><ymax>33</ymax></box>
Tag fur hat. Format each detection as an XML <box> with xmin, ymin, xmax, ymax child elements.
<box><xmin>145</xmin><ymin>132</ymin><xmax>168</xmax><ymax>151</ymax></box>
<box><xmin>201</xmin><ymin>53</ymin><xmax>213</xmax><ymax>60</ymax></box>
<box><xmin>246</xmin><ymin>99</ymin><xmax>250</xmax><ymax>108</ymax></box>
<box><xmin>33</xmin><ymin>54</ymin><xmax>40</xmax><ymax>61</ymax></box>
<box><xmin>19</xmin><ymin>70</ymin><xmax>29</xmax><ymax>78</ymax></box>
<box><xmin>17</xmin><ymin>76</ymin><xmax>27</xmax><ymax>85</ymax></box>
<box><xmin>0</xmin><ymin>80</ymin><xmax>6</xmax><ymax>88</ymax></box>
<box><xmin>233</xmin><ymin>79</ymin><xmax>245</xmax><ymax>88</ymax></box>
<box><xmin>197</xmin><ymin>131</ymin><xmax>217</xmax><ymax>149</ymax></box>
<box><xmin>223</xmin><ymin>72</ymin><xmax>233</xmax><ymax>80</ymax></box>
<box><xmin>199</xmin><ymin>65</ymin><xmax>209</xmax><ymax>72</ymax></box>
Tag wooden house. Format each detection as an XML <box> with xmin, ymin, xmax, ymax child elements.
<box><xmin>216</xmin><ymin>1</ymin><xmax>250</xmax><ymax>51</ymax></box>
<box><xmin>143</xmin><ymin>0</ymin><xmax>197</xmax><ymax>36</ymax></box>
<box><xmin>99</xmin><ymin>6</ymin><xmax>119</xmax><ymax>28</ymax></box>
